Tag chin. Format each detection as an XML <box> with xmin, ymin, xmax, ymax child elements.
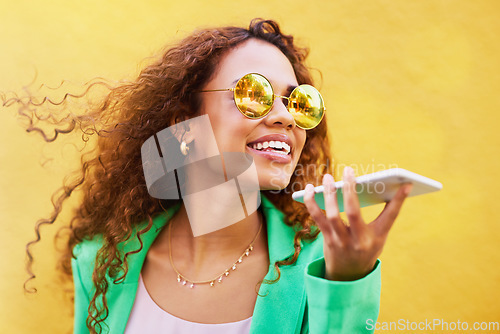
<box><xmin>254</xmin><ymin>160</ymin><xmax>298</xmax><ymax>192</ymax></box>
<box><xmin>258</xmin><ymin>173</ymin><xmax>292</xmax><ymax>191</ymax></box>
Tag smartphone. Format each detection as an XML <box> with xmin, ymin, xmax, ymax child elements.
<box><xmin>292</xmin><ymin>168</ymin><xmax>442</xmax><ymax>212</ymax></box>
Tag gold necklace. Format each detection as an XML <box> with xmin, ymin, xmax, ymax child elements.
<box><xmin>168</xmin><ymin>215</ymin><xmax>263</xmax><ymax>289</ymax></box>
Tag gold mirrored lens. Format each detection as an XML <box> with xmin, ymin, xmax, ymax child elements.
<box><xmin>234</xmin><ymin>74</ymin><xmax>274</xmax><ymax>118</ymax></box>
<box><xmin>232</xmin><ymin>74</ymin><xmax>325</xmax><ymax>129</ymax></box>
<box><xmin>288</xmin><ymin>85</ymin><xmax>325</xmax><ymax>130</ymax></box>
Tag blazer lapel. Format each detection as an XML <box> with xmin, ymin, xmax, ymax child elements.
<box><xmin>105</xmin><ymin>205</ymin><xmax>180</xmax><ymax>333</ymax></box>
<box><xmin>249</xmin><ymin>196</ymin><xmax>307</xmax><ymax>334</ymax></box>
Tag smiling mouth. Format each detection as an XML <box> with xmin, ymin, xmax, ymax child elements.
<box><xmin>247</xmin><ymin>140</ymin><xmax>291</xmax><ymax>155</ymax></box>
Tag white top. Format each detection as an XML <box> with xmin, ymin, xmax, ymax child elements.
<box><xmin>124</xmin><ymin>274</ymin><xmax>253</xmax><ymax>334</ymax></box>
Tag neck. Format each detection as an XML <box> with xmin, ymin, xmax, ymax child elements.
<box><xmin>166</xmin><ymin>203</ymin><xmax>265</xmax><ymax>280</ymax></box>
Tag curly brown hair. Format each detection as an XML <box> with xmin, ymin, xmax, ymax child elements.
<box><xmin>14</xmin><ymin>18</ymin><xmax>332</xmax><ymax>333</ymax></box>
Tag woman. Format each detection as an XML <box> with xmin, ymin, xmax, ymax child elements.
<box><xmin>23</xmin><ymin>19</ymin><xmax>412</xmax><ymax>333</ymax></box>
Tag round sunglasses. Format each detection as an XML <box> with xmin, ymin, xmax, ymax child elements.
<box><xmin>199</xmin><ymin>73</ymin><xmax>325</xmax><ymax>130</ymax></box>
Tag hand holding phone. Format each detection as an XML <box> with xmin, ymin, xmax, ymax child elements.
<box><xmin>300</xmin><ymin>167</ymin><xmax>439</xmax><ymax>282</ymax></box>
<box><xmin>292</xmin><ymin>168</ymin><xmax>442</xmax><ymax>212</ymax></box>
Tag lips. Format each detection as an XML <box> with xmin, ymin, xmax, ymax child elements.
<box><xmin>246</xmin><ymin>134</ymin><xmax>293</xmax><ymax>163</ymax></box>
<box><xmin>249</xmin><ymin>140</ymin><xmax>290</xmax><ymax>155</ymax></box>
<box><xmin>247</xmin><ymin>134</ymin><xmax>292</xmax><ymax>155</ymax></box>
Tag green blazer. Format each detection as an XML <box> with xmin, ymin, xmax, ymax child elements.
<box><xmin>72</xmin><ymin>195</ymin><xmax>381</xmax><ymax>333</ymax></box>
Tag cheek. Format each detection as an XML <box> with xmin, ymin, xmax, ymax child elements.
<box><xmin>211</xmin><ymin>119</ymin><xmax>253</xmax><ymax>152</ymax></box>
<box><xmin>295</xmin><ymin>131</ymin><xmax>307</xmax><ymax>157</ymax></box>
<box><xmin>203</xmin><ymin>109</ymin><xmax>243</xmax><ymax>151</ymax></box>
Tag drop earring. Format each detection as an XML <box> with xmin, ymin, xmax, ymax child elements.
<box><xmin>180</xmin><ymin>140</ymin><xmax>189</xmax><ymax>156</ymax></box>
<box><xmin>180</xmin><ymin>131</ymin><xmax>192</xmax><ymax>156</ymax></box>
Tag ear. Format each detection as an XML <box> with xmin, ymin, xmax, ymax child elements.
<box><xmin>170</xmin><ymin>122</ymin><xmax>194</xmax><ymax>145</ymax></box>
<box><xmin>164</xmin><ymin>114</ymin><xmax>219</xmax><ymax>163</ymax></box>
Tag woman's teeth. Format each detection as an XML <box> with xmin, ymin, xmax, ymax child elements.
<box><xmin>249</xmin><ymin>141</ymin><xmax>291</xmax><ymax>155</ymax></box>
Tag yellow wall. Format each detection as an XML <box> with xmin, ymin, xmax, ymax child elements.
<box><xmin>1</xmin><ymin>1</ymin><xmax>499</xmax><ymax>333</ymax></box>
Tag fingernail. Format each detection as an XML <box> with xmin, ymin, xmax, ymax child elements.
<box><xmin>323</xmin><ymin>173</ymin><xmax>334</xmax><ymax>183</ymax></box>
<box><xmin>343</xmin><ymin>167</ymin><xmax>354</xmax><ymax>180</ymax></box>
<box><xmin>323</xmin><ymin>174</ymin><xmax>335</xmax><ymax>192</ymax></box>
<box><xmin>305</xmin><ymin>184</ymin><xmax>314</xmax><ymax>193</ymax></box>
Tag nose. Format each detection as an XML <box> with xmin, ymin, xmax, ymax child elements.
<box><xmin>264</xmin><ymin>97</ymin><xmax>295</xmax><ymax>130</ymax></box>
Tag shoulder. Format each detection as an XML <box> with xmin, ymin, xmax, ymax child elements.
<box><xmin>72</xmin><ymin>235</ymin><xmax>104</xmax><ymax>272</ymax></box>
<box><xmin>71</xmin><ymin>210</ymin><xmax>175</xmax><ymax>284</ymax></box>
<box><xmin>71</xmin><ymin>235</ymin><xmax>107</xmax><ymax>303</ymax></box>
<box><xmin>260</xmin><ymin>193</ymin><xmax>324</xmax><ymax>266</ymax></box>
<box><xmin>297</xmin><ymin>232</ymin><xmax>324</xmax><ymax>267</ymax></box>
<box><xmin>71</xmin><ymin>235</ymin><xmax>106</xmax><ymax>294</ymax></box>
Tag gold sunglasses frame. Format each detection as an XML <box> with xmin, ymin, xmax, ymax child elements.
<box><xmin>199</xmin><ymin>73</ymin><xmax>325</xmax><ymax>130</ymax></box>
